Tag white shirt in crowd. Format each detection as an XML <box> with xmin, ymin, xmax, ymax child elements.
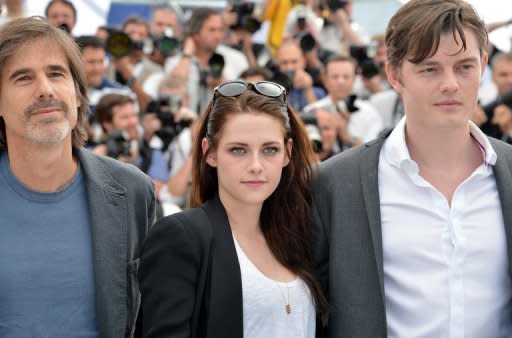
<box><xmin>304</xmin><ymin>95</ymin><xmax>384</xmax><ymax>142</ymax></box>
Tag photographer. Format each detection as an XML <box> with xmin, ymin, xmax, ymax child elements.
<box><xmin>302</xmin><ymin>108</ymin><xmax>340</xmax><ymax>162</ymax></box>
<box><xmin>351</xmin><ymin>34</ymin><xmax>391</xmax><ymax>99</ymax></box>
<box><xmin>317</xmin><ymin>0</ymin><xmax>367</xmax><ymax>55</ymax></box>
<box><xmin>105</xmin><ymin>15</ymin><xmax>163</xmax><ymax>111</ymax></box>
<box><xmin>304</xmin><ymin>55</ymin><xmax>382</xmax><ymax>149</ymax></box>
<box><xmin>224</xmin><ymin>2</ymin><xmax>269</xmax><ymax>68</ymax></box>
<box><xmin>75</xmin><ymin>35</ymin><xmax>134</xmax><ymax>123</ymax></box>
<box><xmin>152</xmin><ymin>77</ymin><xmax>198</xmax><ymax>211</ymax></box>
<box><xmin>92</xmin><ymin>93</ymin><xmax>169</xmax><ymax>195</ymax></box>
<box><xmin>275</xmin><ymin>39</ymin><xmax>326</xmax><ymax>112</ymax></box>
<box><xmin>148</xmin><ymin>5</ymin><xmax>182</xmax><ymax>66</ymax></box>
<box><xmin>163</xmin><ymin>7</ymin><xmax>248</xmax><ymax>114</ymax></box>
<box><xmin>45</xmin><ymin>0</ymin><xmax>76</xmax><ymax>34</ymax></box>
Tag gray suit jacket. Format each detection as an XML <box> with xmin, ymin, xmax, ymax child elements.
<box><xmin>76</xmin><ymin>147</ymin><xmax>155</xmax><ymax>338</ymax></box>
<box><xmin>312</xmin><ymin>132</ymin><xmax>512</xmax><ymax>337</ymax></box>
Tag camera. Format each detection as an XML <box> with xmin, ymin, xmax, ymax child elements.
<box><xmin>297</xmin><ymin>32</ymin><xmax>316</xmax><ymax>53</ymax></box>
<box><xmin>230</xmin><ymin>2</ymin><xmax>262</xmax><ymax>34</ymax></box>
<box><xmin>153</xmin><ymin>35</ymin><xmax>180</xmax><ymax>57</ymax></box>
<box><xmin>209</xmin><ymin>53</ymin><xmax>225</xmax><ymax>78</ymax></box>
<box><xmin>266</xmin><ymin>62</ymin><xmax>294</xmax><ymax>92</ymax></box>
<box><xmin>335</xmin><ymin>94</ymin><xmax>359</xmax><ymax>114</ymax></box>
<box><xmin>360</xmin><ymin>59</ymin><xmax>381</xmax><ymax>79</ymax></box>
<box><xmin>147</xmin><ymin>95</ymin><xmax>193</xmax><ymax>150</ymax></box>
<box><xmin>296</xmin><ymin>5</ymin><xmax>307</xmax><ymax>31</ymax></box>
<box><xmin>326</xmin><ymin>0</ymin><xmax>348</xmax><ymax>11</ymax></box>
<box><xmin>105</xmin><ymin>30</ymin><xmax>146</xmax><ymax>58</ymax></box>
<box><xmin>301</xmin><ymin>113</ymin><xmax>323</xmax><ymax>153</ymax></box>
<box><xmin>200</xmin><ymin>53</ymin><xmax>225</xmax><ymax>86</ymax></box>
<box><xmin>106</xmin><ymin>129</ymin><xmax>132</xmax><ymax>158</ymax></box>
<box><xmin>57</xmin><ymin>22</ymin><xmax>71</xmax><ymax>34</ymax></box>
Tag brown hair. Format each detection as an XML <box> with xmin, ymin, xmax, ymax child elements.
<box><xmin>386</xmin><ymin>0</ymin><xmax>488</xmax><ymax>69</ymax></box>
<box><xmin>45</xmin><ymin>0</ymin><xmax>77</xmax><ymax>23</ymax></box>
<box><xmin>491</xmin><ymin>52</ymin><xmax>512</xmax><ymax>69</ymax></box>
<box><xmin>322</xmin><ymin>54</ymin><xmax>358</xmax><ymax>76</ymax></box>
<box><xmin>0</xmin><ymin>16</ymin><xmax>89</xmax><ymax>152</ymax></box>
<box><xmin>95</xmin><ymin>93</ymin><xmax>134</xmax><ymax>131</ymax></box>
<box><xmin>190</xmin><ymin>88</ymin><xmax>329</xmax><ymax>323</ymax></box>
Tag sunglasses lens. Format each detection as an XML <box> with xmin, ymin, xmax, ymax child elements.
<box><xmin>254</xmin><ymin>81</ymin><xmax>284</xmax><ymax>98</ymax></box>
<box><xmin>217</xmin><ymin>81</ymin><xmax>247</xmax><ymax>97</ymax></box>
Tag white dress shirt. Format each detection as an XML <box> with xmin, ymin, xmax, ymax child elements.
<box><xmin>379</xmin><ymin>117</ymin><xmax>512</xmax><ymax>338</ymax></box>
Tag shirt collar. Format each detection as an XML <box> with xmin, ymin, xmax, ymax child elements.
<box><xmin>383</xmin><ymin>116</ymin><xmax>497</xmax><ymax>168</ymax></box>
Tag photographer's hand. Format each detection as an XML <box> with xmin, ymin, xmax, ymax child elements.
<box><xmin>168</xmin><ymin>37</ymin><xmax>196</xmax><ymax>82</ymax></box>
<box><xmin>335</xmin><ymin>110</ymin><xmax>361</xmax><ymax>147</ymax></box>
<box><xmin>112</xmin><ymin>56</ymin><xmax>150</xmax><ymax>111</ymax></box>
<box><xmin>294</xmin><ymin>69</ymin><xmax>318</xmax><ymax>104</ymax></box>
<box><xmin>142</xmin><ymin>113</ymin><xmax>162</xmax><ymax>142</ymax></box>
<box><xmin>174</xmin><ymin>107</ymin><xmax>198</xmax><ymax>124</ymax></box>
<box><xmin>330</xmin><ymin>8</ymin><xmax>363</xmax><ymax>46</ymax></box>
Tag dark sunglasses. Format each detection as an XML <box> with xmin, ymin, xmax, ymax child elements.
<box><xmin>213</xmin><ymin>80</ymin><xmax>287</xmax><ymax>103</ymax></box>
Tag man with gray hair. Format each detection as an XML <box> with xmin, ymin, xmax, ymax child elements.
<box><xmin>0</xmin><ymin>17</ymin><xmax>154</xmax><ymax>337</ymax></box>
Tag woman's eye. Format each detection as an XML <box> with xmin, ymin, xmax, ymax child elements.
<box><xmin>230</xmin><ymin>147</ymin><xmax>246</xmax><ymax>154</ymax></box>
<box><xmin>263</xmin><ymin>147</ymin><xmax>279</xmax><ymax>154</ymax></box>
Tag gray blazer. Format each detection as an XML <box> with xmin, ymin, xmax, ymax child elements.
<box><xmin>76</xmin><ymin>147</ymin><xmax>155</xmax><ymax>338</ymax></box>
<box><xmin>312</xmin><ymin>133</ymin><xmax>512</xmax><ymax>337</ymax></box>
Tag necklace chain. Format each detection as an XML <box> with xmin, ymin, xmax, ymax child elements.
<box><xmin>277</xmin><ymin>284</ymin><xmax>292</xmax><ymax>315</ymax></box>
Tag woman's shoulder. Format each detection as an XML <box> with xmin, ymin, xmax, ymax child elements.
<box><xmin>153</xmin><ymin>206</ymin><xmax>213</xmax><ymax>241</ymax></box>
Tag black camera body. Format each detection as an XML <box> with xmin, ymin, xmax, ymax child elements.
<box><xmin>106</xmin><ymin>31</ymin><xmax>139</xmax><ymax>58</ymax></box>
<box><xmin>326</xmin><ymin>0</ymin><xmax>348</xmax><ymax>11</ymax></box>
<box><xmin>147</xmin><ymin>96</ymin><xmax>192</xmax><ymax>150</ymax></box>
<box><xmin>266</xmin><ymin>62</ymin><xmax>294</xmax><ymax>92</ymax></box>
<box><xmin>106</xmin><ymin>129</ymin><xmax>132</xmax><ymax>158</ymax></box>
<box><xmin>200</xmin><ymin>53</ymin><xmax>225</xmax><ymax>86</ymax></box>
<box><xmin>335</xmin><ymin>94</ymin><xmax>359</xmax><ymax>114</ymax></box>
<box><xmin>230</xmin><ymin>2</ymin><xmax>262</xmax><ymax>34</ymax></box>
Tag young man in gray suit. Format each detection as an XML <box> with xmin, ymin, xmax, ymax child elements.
<box><xmin>312</xmin><ymin>0</ymin><xmax>512</xmax><ymax>336</ymax></box>
<box><xmin>0</xmin><ymin>17</ymin><xmax>155</xmax><ymax>337</ymax></box>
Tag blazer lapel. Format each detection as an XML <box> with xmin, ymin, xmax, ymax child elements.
<box><xmin>77</xmin><ymin>148</ymin><xmax>128</xmax><ymax>338</ymax></box>
<box><xmin>202</xmin><ymin>196</ymin><xmax>243</xmax><ymax>338</ymax></box>
<box><xmin>359</xmin><ymin>136</ymin><xmax>387</xmax><ymax>304</ymax></box>
<box><xmin>490</xmin><ymin>141</ymin><xmax>512</xmax><ymax>278</ymax></box>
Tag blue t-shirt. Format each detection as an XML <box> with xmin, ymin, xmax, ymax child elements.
<box><xmin>0</xmin><ymin>153</ymin><xmax>98</xmax><ymax>337</ymax></box>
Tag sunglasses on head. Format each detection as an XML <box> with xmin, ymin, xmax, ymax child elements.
<box><xmin>213</xmin><ymin>80</ymin><xmax>287</xmax><ymax>103</ymax></box>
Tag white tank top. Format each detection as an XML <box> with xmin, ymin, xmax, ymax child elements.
<box><xmin>233</xmin><ymin>235</ymin><xmax>316</xmax><ymax>338</ymax></box>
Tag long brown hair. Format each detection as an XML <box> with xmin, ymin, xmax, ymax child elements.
<box><xmin>190</xmin><ymin>88</ymin><xmax>329</xmax><ymax>323</ymax></box>
<box><xmin>0</xmin><ymin>16</ymin><xmax>89</xmax><ymax>152</ymax></box>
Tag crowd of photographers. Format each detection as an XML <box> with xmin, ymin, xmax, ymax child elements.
<box><xmin>18</xmin><ymin>0</ymin><xmax>512</xmax><ymax>216</ymax></box>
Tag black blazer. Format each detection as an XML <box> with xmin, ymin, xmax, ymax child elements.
<box><xmin>138</xmin><ymin>196</ymin><xmax>244</xmax><ymax>338</ymax></box>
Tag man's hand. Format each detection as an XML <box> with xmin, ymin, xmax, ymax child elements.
<box><xmin>293</xmin><ymin>69</ymin><xmax>313</xmax><ymax>90</ymax></box>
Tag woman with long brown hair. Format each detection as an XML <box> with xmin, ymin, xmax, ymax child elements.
<box><xmin>138</xmin><ymin>80</ymin><xmax>328</xmax><ymax>337</ymax></box>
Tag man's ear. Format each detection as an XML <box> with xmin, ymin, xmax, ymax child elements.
<box><xmin>385</xmin><ymin>62</ymin><xmax>403</xmax><ymax>94</ymax></box>
<box><xmin>202</xmin><ymin>137</ymin><xmax>217</xmax><ymax>167</ymax></box>
<box><xmin>103</xmin><ymin>121</ymin><xmax>112</xmax><ymax>133</ymax></box>
<box><xmin>481</xmin><ymin>52</ymin><xmax>489</xmax><ymax>78</ymax></box>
